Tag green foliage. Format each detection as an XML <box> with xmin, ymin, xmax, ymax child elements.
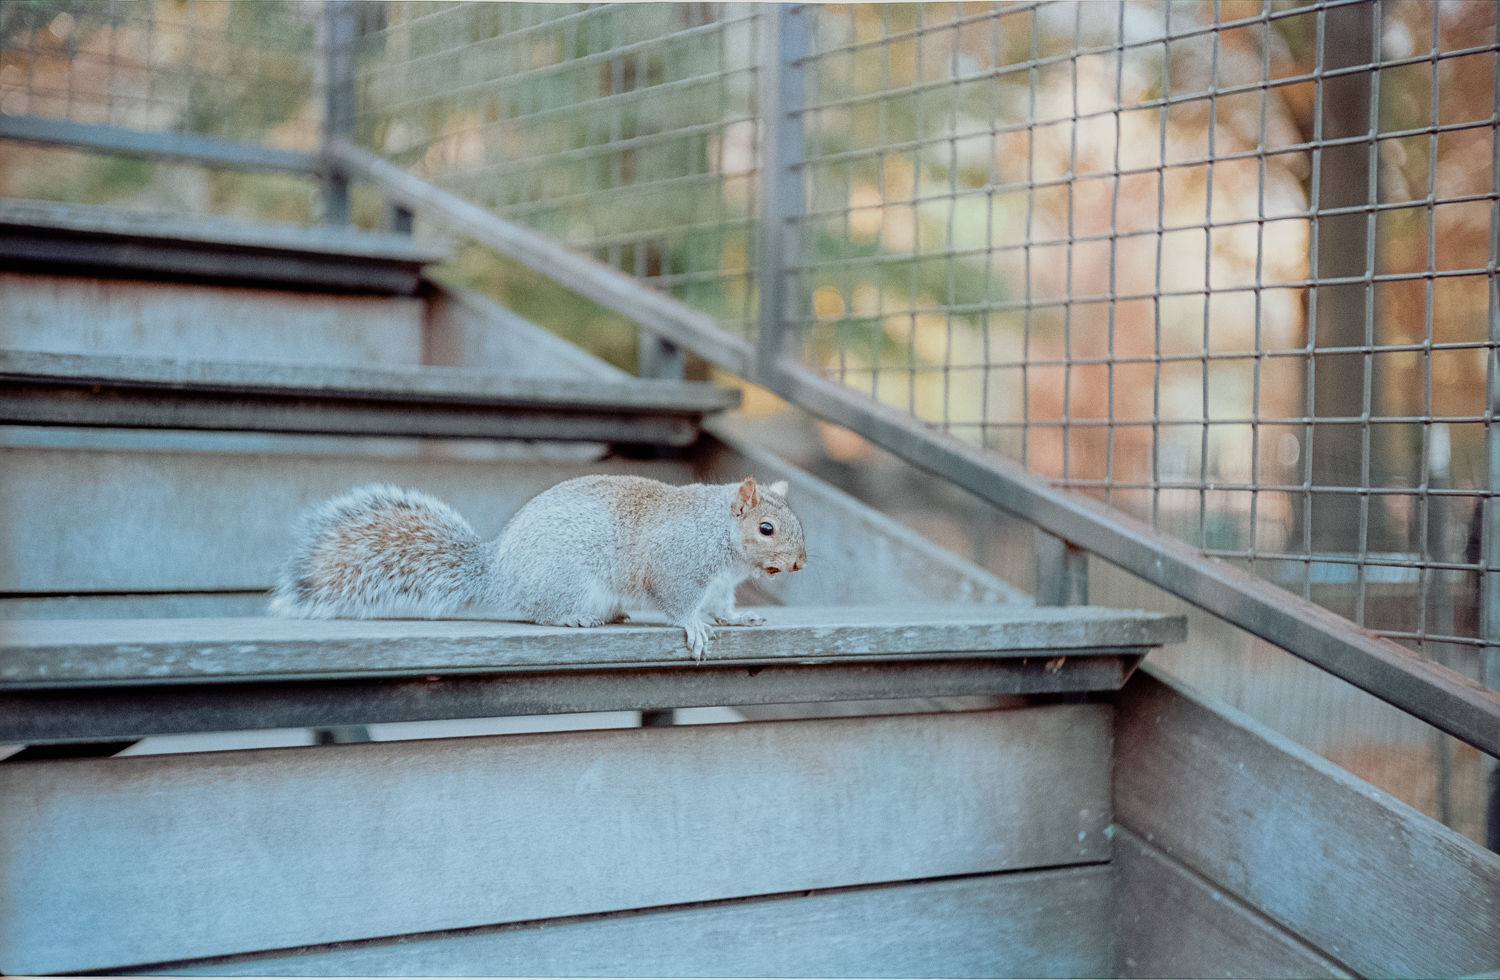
<box><xmin>167</xmin><ymin>1</ymin><xmax>315</xmax><ymax>141</ymax></box>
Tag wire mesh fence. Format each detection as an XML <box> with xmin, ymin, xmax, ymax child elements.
<box><xmin>339</xmin><ymin>1</ymin><xmax>1500</xmax><ymax>685</ymax></box>
<box><xmin>0</xmin><ymin>0</ymin><xmax>318</xmax><ymax>146</ymax></box>
<box><xmin>0</xmin><ymin>0</ymin><xmax>323</xmax><ymax>220</ymax></box>
<box><xmin>787</xmin><ymin>1</ymin><xmax>1498</xmax><ymax>676</ymax></box>
<box><xmin>352</xmin><ymin>2</ymin><xmax>767</xmax><ymax>343</ymax></box>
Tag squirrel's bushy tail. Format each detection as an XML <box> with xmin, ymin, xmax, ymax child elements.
<box><xmin>269</xmin><ymin>483</ymin><xmax>497</xmax><ymax>619</ymax></box>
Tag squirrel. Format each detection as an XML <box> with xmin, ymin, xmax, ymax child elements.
<box><xmin>268</xmin><ymin>475</ymin><xmax>806</xmax><ymax>660</ymax></box>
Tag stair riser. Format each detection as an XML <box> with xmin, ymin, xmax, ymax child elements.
<box><xmin>0</xmin><ymin>445</ymin><xmax>692</xmax><ymax>594</ymax></box>
<box><xmin>0</xmin><ymin>706</ymin><xmax>1113</xmax><ymax>975</ymax></box>
<box><xmin>1</xmin><ymin>272</ymin><xmax>426</xmax><ymax>368</ymax></box>
<box><xmin>0</xmin><ymin>593</ymin><xmax>268</xmax><ymax>620</ymax></box>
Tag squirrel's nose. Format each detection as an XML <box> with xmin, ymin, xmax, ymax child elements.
<box><xmin>790</xmin><ymin>559</ymin><xmax>803</xmax><ymax>572</ymax></box>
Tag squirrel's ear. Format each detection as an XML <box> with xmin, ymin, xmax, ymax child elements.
<box><xmin>769</xmin><ymin>480</ymin><xmax>789</xmax><ymax>498</ymax></box>
<box><xmin>733</xmin><ymin>477</ymin><xmax>759</xmax><ymax>516</ymax></box>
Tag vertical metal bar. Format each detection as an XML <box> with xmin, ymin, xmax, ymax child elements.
<box><xmin>1105</xmin><ymin>0</ymin><xmax>1124</xmax><ymax>510</ymax></box>
<box><xmin>1022</xmin><ymin>6</ymin><xmax>1039</xmax><ymax>469</ymax></box>
<box><xmin>906</xmin><ymin>8</ymin><xmax>922</xmax><ymax>418</ymax></box>
<box><xmin>980</xmin><ymin>6</ymin><xmax>1000</xmax><ymax>453</ymax></box>
<box><xmin>1310</xmin><ymin>0</ymin><xmax>1376</xmax><ymax>572</ymax></box>
<box><xmin>1200</xmin><ymin>2</ymin><xmax>1221</xmax><ymax>551</ymax></box>
<box><xmin>1062</xmin><ymin>3</ymin><xmax>1081</xmax><ymax>487</ymax></box>
<box><xmin>1354</xmin><ymin>1</ymin><xmax>1382</xmax><ymax>629</ymax></box>
<box><xmin>384</xmin><ymin>203</ymin><xmax>414</xmax><ymax>235</ymax></box>
<box><xmin>1034</xmin><ymin>529</ymin><xmax>1088</xmax><ymax>607</ymax></box>
<box><xmin>639</xmin><ymin>333</ymin><xmax>686</xmax><ymax>381</ymax></box>
<box><xmin>320</xmin><ymin>0</ymin><xmax>356</xmax><ymax>226</ymax></box>
<box><xmin>1249</xmin><ymin>0</ymin><xmax>1272</xmax><ymax>575</ymax></box>
<box><xmin>1483</xmin><ymin>0</ymin><xmax>1500</xmax><ymax>855</ymax></box>
<box><xmin>1152</xmin><ymin>3</ymin><xmax>1170</xmax><ymax>532</ymax></box>
<box><xmin>943</xmin><ymin>10</ymin><xmax>960</xmax><ymax>435</ymax></box>
<box><xmin>756</xmin><ymin>3</ymin><xmax>807</xmax><ymax>381</ymax></box>
<box><xmin>872</xmin><ymin>5</ymin><xmax>891</xmax><ymax>404</ymax></box>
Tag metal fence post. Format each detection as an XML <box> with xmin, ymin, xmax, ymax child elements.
<box><xmin>384</xmin><ymin>203</ymin><xmax>414</xmax><ymax>236</ymax></box>
<box><xmin>755</xmin><ymin>3</ymin><xmax>807</xmax><ymax>384</ymax></box>
<box><xmin>1034</xmin><ymin>531</ymin><xmax>1088</xmax><ymax>607</ymax></box>
<box><xmin>1486</xmin><ymin>228</ymin><xmax>1500</xmax><ymax>852</ymax></box>
<box><xmin>638</xmin><ymin>332</ymin><xmax>685</xmax><ymax>382</ymax></box>
<box><xmin>320</xmin><ymin>0</ymin><xmax>356</xmax><ymax>226</ymax></box>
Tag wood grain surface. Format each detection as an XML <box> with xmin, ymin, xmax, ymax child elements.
<box><xmin>1115</xmin><ymin>665</ymin><xmax>1500</xmax><ymax>978</ymax></box>
<box><xmin>0</xmin><ymin>704</ymin><xmax>1111</xmax><ymax>974</ymax></box>
<box><xmin>146</xmin><ymin>866</ymin><xmax>1114</xmax><ymax>978</ymax></box>
<box><xmin>1</xmin><ymin>604</ymin><xmax>1184</xmax><ymax>685</ymax></box>
<box><xmin>1113</xmin><ymin>826</ymin><xmax>1352</xmax><ymax>978</ymax></box>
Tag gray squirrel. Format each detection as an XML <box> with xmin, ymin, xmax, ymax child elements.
<box><xmin>268</xmin><ymin>475</ymin><xmax>807</xmax><ymax>660</ymax></box>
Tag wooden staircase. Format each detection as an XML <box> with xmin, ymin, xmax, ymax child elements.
<box><xmin>1</xmin><ymin>200</ymin><xmax>1496</xmax><ymax>978</ymax></box>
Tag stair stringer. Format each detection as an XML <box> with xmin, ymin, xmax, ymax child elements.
<box><xmin>1114</xmin><ymin>664</ymin><xmax>1500</xmax><ymax>979</ymax></box>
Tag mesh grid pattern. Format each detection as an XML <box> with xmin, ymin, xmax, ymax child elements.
<box><xmin>0</xmin><ymin>0</ymin><xmax>318</xmax><ymax>148</ymax></box>
<box><xmin>352</xmin><ymin>2</ymin><xmax>766</xmax><ymax>341</ymax></box>
<box><xmin>790</xmin><ymin>1</ymin><xmax>1499</xmax><ymax>678</ymax></box>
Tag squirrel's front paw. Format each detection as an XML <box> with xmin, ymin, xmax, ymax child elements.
<box><xmin>682</xmin><ymin>621</ymin><xmax>712</xmax><ymax>662</ymax></box>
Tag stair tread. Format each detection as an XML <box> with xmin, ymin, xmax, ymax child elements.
<box><xmin>1</xmin><ymin>198</ymin><xmax>442</xmax><ymax>294</ymax></box>
<box><xmin>0</xmin><ymin>349</ymin><xmax>739</xmax><ymax>414</ymax></box>
<box><xmin>1</xmin><ymin>604</ymin><xmax>1186</xmax><ymax>687</ymax></box>
<box><xmin>0</xmin><ymin>197</ymin><xmax>444</xmax><ymax>264</ymax></box>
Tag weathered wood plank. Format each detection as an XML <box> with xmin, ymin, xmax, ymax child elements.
<box><xmin>3</xmin><ymin>386</ymin><xmax>705</xmax><ymax>444</ymax></box>
<box><xmin>1113</xmin><ymin>826</ymin><xmax>1353</xmax><ymax>979</ymax></box>
<box><xmin>1</xmin><ymin>653</ymin><xmax>1140</xmax><ymax>744</ymax></box>
<box><xmin>0</xmin><ymin>605</ymin><xmax>1183</xmax><ymax>686</ymax></box>
<box><xmin>0</xmin><ymin>350</ymin><xmax>738</xmax><ymax>414</ymax></box>
<box><xmin>0</xmin><ymin>446</ymin><xmax>691</xmax><ymax>592</ymax></box>
<box><xmin>1114</xmin><ymin>665</ymin><xmax>1500</xmax><ymax>979</ymax></box>
<box><xmin>0</xmin><ymin>705</ymin><xmax>1112</xmax><ymax>974</ymax></box>
<box><xmin>1</xmin><ymin>275</ymin><xmax>624</xmax><ymax>384</ymax></box>
<box><xmin>0</xmin><ymin>591</ymin><xmax>271</xmax><ymax>621</ymax></box>
<box><xmin>1</xmin><ymin>272</ymin><xmax>425</xmax><ymax>367</ymax></box>
<box><xmin>0</xmin><ymin>199</ymin><xmax>442</xmax><ymax>261</ymax></box>
<box><xmin>0</xmin><ymin>198</ymin><xmax>442</xmax><ymax>294</ymax></box>
<box><xmin>144</xmin><ymin>866</ymin><xmax>1114</xmax><ymax>978</ymax></box>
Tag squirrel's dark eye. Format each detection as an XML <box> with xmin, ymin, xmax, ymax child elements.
<box><xmin>758</xmin><ymin>522</ymin><xmax>775</xmax><ymax>536</ymax></box>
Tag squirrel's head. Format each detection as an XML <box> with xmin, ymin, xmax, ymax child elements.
<box><xmin>730</xmin><ymin>477</ymin><xmax>806</xmax><ymax>576</ymax></box>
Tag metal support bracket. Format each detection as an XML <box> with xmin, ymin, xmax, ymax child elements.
<box><xmin>1034</xmin><ymin>530</ymin><xmax>1089</xmax><ymax>608</ymax></box>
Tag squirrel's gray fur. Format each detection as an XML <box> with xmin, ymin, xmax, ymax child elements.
<box><xmin>269</xmin><ymin>475</ymin><xmax>806</xmax><ymax>660</ymax></box>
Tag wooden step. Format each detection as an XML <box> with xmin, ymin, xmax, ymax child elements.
<box><xmin>0</xmin><ymin>604</ymin><xmax>1186</xmax><ymax>745</ymax></box>
<box><xmin>0</xmin><ymin>349</ymin><xmax>738</xmax><ymax>443</ymax></box>
<box><xmin>0</xmin><ymin>198</ymin><xmax>443</xmax><ymax>294</ymax></box>
<box><xmin>0</xmin><ymin>699</ymin><xmax>1119</xmax><ymax>976</ymax></box>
